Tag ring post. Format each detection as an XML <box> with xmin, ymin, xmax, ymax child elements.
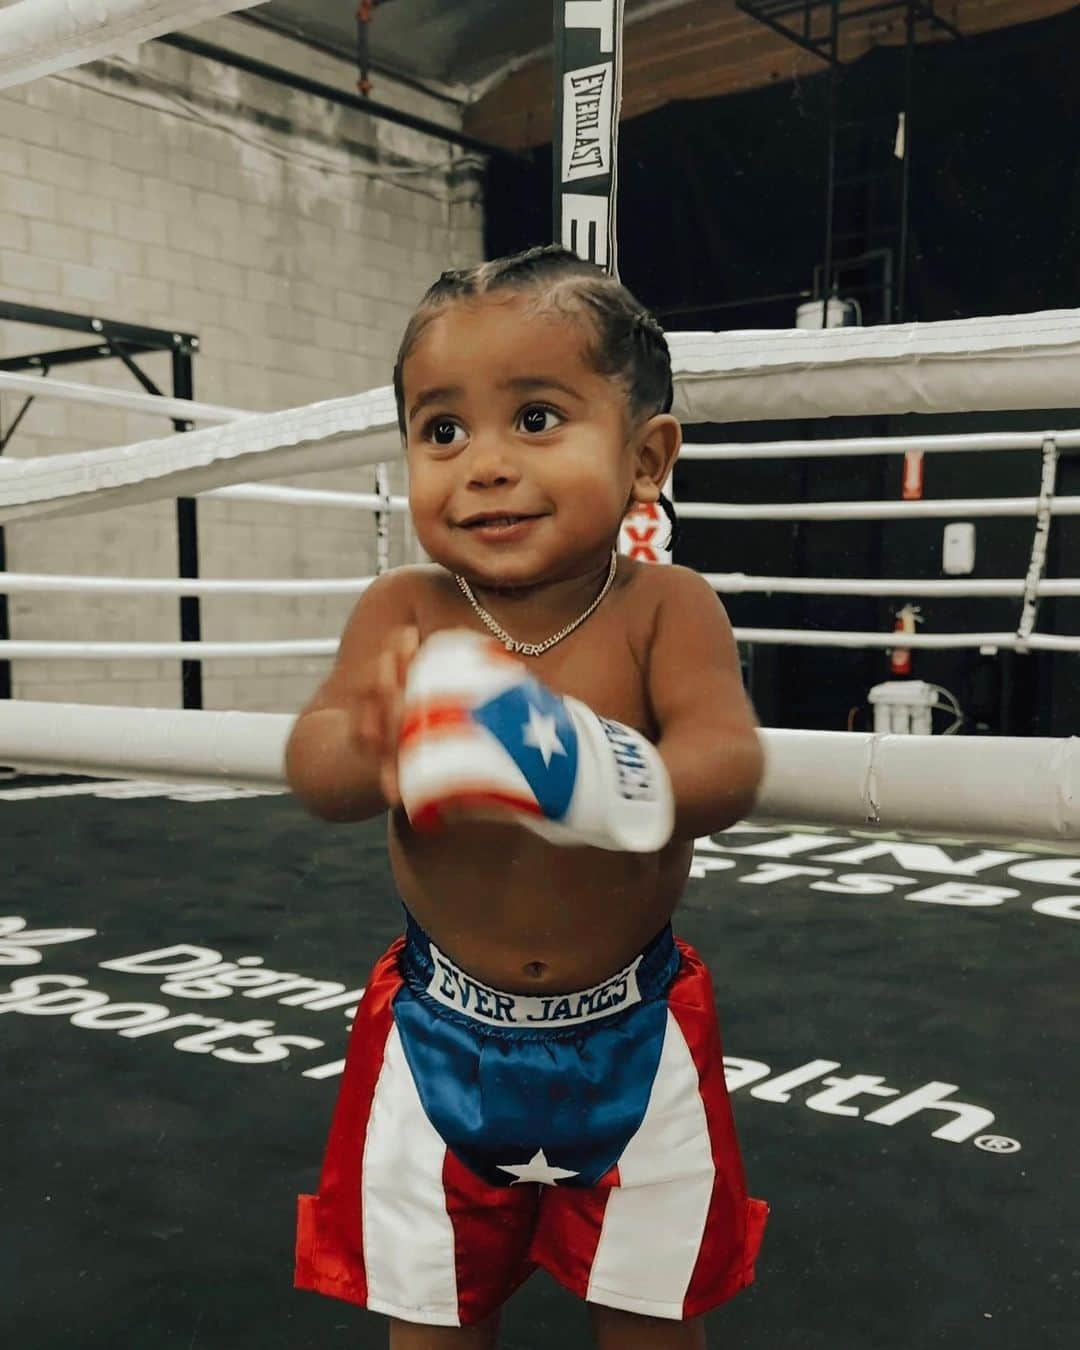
<box><xmin>171</xmin><ymin>345</ymin><xmax>203</xmax><ymax>711</ymax></box>
<box><xmin>553</xmin><ymin>0</ymin><xmax>625</xmax><ymax>275</ymax></box>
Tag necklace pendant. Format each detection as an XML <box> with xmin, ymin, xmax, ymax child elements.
<box><xmin>456</xmin><ymin>548</ymin><xmax>617</xmax><ymax>661</ymax></box>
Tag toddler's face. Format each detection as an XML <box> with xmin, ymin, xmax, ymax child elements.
<box><xmin>401</xmin><ymin>293</ymin><xmax>638</xmax><ymax>589</ymax></box>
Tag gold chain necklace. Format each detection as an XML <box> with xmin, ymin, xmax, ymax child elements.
<box><xmin>454</xmin><ymin>549</ymin><xmax>618</xmax><ymax>657</ymax></box>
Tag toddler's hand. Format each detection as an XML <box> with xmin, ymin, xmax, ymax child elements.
<box><xmin>349</xmin><ymin>625</ymin><xmax>420</xmax><ymax>807</ymax></box>
<box><xmin>396</xmin><ymin>630</ymin><xmax>674</xmax><ymax>851</ymax></box>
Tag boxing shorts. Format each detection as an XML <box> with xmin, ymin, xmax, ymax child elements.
<box><xmin>295</xmin><ymin>910</ymin><xmax>768</xmax><ymax>1327</ymax></box>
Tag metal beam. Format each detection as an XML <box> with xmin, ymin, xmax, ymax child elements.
<box><xmin>734</xmin><ymin>1</ymin><xmax>831</xmax><ymax>60</ymax></box>
<box><xmin>0</xmin><ymin>343</ymin><xmax>122</xmax><ymax>373</ymax></box>
<box><xmin>737</xmin><ymin>0</ymin><xmax>964</xmax><ymax>60</ymax></box>
<box><xmin>0</xmin><ymin>300</ymin><xmax>195</xmax><ymax>350</ymax></box>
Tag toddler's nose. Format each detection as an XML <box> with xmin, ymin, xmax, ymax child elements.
<box><xmin>465</xmin><ymin>438</ymin><xmax>521</xmax><ymax>488</ymax></box>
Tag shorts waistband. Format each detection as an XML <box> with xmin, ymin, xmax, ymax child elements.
<box><xmin>400</xmin><ymin>909</ymin><xmax>679</xmax><ymax>1031</ymax></box>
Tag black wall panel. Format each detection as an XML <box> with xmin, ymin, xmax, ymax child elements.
<box><xmin>483</xmin><ymin>7</ymin><xmax>1080</xmax><ymax>735</ymax></box>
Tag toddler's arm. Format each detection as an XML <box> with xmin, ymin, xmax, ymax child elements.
<box><xmin>647</xmin><ymin>566</ymin><xmax>764</xmax><ymax>842</ymax></box>
<box><xmin>285</xmin><ymin>568</ymin><xmax>419</xmax><ymax>822</ymax></box>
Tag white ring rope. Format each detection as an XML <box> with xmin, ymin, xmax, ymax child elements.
<box><xmin>755</xmin><ymin>726</ymin><xmax>1080</xmax><ymax>839</ymax></box>
<box><xmin>7</xmin><ymin>571</ymin><xmax>1080</xmax><ymax>601</ymax></box>
<box><xmin>0</xmin><ymin>702</ymin><xmax>288</xmax><ymax>788</ymax></box>
<box><xmin>0</xmin><ymin>372</ymin><xmax>243</xmax><ymax>426</ymax></box>
<box><xmin>5</xmin><ymin>367</ymin><xmax>1080</xmax><ymax>460</ymax></box>
<box><xmin>733</xmin><ymin>628</ymin><xmax>1080</xmax><ymax>653</ymax></box>
<box><xmin>669</xmin><ymin>310</ymin><xmax>1080</xmax><ymax>423</ymax></box>
<box><xmin>210</xmin><ymin>484</ymin><xmax>1080</xmax><ymax>522</ymax></box>
<box><xmin>702</xmin><ymin>574</ymin><xmax>1080</xmax><ymax>598</ymax></box>
<box><xmin>8</xmin><ymin>308</ymin><xmax>1080</xmax><ymax>525</ymax></box>
<box><xmin>6</xmin><ymin>628</ymin><xmax>1080</xmax><ymax>660</ymax></box>
<box><xmin>205</xmin><ymin>484</ymin><xmax>410</xmax><ymax>513</ymax></box>
<box><xmin>678</xmin><ymin>495</ymin><xmax>1080</xmax><ymax>521</ymax></box>
<box><xmin>0</xmin><ymin>389</ymin><xmax>402</xmax><ymax>525</ymax></box>
<box><xmin>0</xmin><ymin>573</ymin><xmax>375</xmax><ymax>597</ymax></box>
<box><xmin>679</xmin><ymin>427</ymin><xmax>1080</xmax><ymax>459</ymax></box>
<box><xmin>0</xmin><ymin>639</ymin><xmax>337</xmax><ymax>661</ymax></box>
<box><xmin>2</xmin><ymin>700</ymin><xmax>1078</xmax><ymax>840</ymax></box>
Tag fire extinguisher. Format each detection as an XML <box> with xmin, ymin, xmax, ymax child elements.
<box><xmin>890</xmin><ymin>603</ymin><xmax>921</xmax><ymax>676</ymax></box>
<box><xmin>901</xmin><ymin>450</ymin><xmax>924</xmax><ymax>501</ymax></box>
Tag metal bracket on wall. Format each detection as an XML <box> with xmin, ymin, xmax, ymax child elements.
<box><xmin>0</xmin><ymin>303</ymin><xmax>202</xmax><ymax>708</ymax></box>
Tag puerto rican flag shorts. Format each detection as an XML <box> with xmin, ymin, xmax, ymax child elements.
<box><xmin>295</xmin><ymin>911</ymin><xmax>768</xmax><ymax>1327</ymax></box>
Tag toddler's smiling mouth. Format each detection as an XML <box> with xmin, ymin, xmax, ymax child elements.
<box><xmin>459</xmin><ymin>513</ymin><xmax>544</xmax><ymax>530</ymax></box>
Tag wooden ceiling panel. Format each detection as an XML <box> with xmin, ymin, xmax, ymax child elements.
<box><xmin>465</xmin><ymin>0</ymin><xmax>1079</xmax><ymax>150</ymax></box>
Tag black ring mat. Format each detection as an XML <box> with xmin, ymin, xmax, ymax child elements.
<box><xmin>2</xmin><ymin>780</ymin><xmax>1075</xmax><ymax>1347</ymax></box>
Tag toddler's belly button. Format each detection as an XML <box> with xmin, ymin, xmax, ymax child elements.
<box><xmin>521</xmin><ymin>960</ymin><xmax>548</xmax><ymax>980</ymax></box>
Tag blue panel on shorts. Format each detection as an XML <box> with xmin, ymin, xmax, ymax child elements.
<box><xmin>391</xmin><ymin>984</ymin><xmax>668</xmax><ymax>1189</ymax></box>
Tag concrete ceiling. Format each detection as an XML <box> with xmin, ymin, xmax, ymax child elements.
<box><xmin>248</xmin><ymin>0</ymin><xmax>579</xmax><ymax>91</ymax></box>
<box><xmin>247</xmin><ymin>0</ymin><xmax>1080</xmax><ymax>147</ymax></box>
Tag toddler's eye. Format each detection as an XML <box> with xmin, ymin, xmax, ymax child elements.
<box><xmin>426</xmin><ymin>418</ymin><xmax>464</xmax><ymax>446</ymax></box>
<box><xmin>518</xmin><ymin>406</ymin><xmax>561</xmax><ymax>434</ymax></box>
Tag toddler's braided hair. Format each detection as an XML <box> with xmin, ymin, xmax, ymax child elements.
<box><xmin>392</xmin><ymin>244</ymin><xmax>673</xmax><ymax>436</ymax></box>
<box><xmin>393</xmin><ymin>244</ymin><xmax>679</xmax><ymax>550</ymax></box>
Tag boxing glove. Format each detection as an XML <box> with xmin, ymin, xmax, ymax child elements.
<box><xmin>396</xmin><ymin>629</ymin><xmax>674</xmax><ymax>853</ymax></box>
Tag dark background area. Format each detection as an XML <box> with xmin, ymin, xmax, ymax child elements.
<box><xmin>484</xmin><ymin>5</ymin><xmax>1080</xmax><ymax>737</ymax></box>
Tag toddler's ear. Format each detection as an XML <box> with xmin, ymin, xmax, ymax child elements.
<box><xmin>631</xmin><ymin>413</ymin><xmax>681</xmax><ymax>503</ymax></box>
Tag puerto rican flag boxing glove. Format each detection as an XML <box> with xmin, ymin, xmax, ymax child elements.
<box><xmin>396</xmin><ymin>629</ymin><xmax>674</xmax><ymax>853</ymax></box>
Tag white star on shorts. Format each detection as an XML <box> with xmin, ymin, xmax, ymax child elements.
<box><xmin>497</xmin><ymin>1148</ymin><xmax>579</xmax><ymax>1186</ymax></box>
<box><xmin>521</xmin><ymin>705</ymin><xmax>566</xmax><ymax>767</ymax></box>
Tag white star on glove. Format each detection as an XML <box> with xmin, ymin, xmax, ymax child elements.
<box><xmin>521</xmin><ymin>705</ymin><xmax>566</xmax><ymax>767</ymax></box>
<box><xmin>497</xmin><ymin>1148</ymin><xmax>579</xmax><ymax>1186</ymax></box>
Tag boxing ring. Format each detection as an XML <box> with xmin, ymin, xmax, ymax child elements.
<box><xmin>3</xmin><ymin>296</ymin><xmax>1078</xmax><ymax>1350</ymax></box>
<box><xmin>5</xmin><ymin>310</ymin><xmax>1080</xmax><ymax>836</ymax></box>
<box><xmin>1</xmin><ymin>3</ymin><xmax>1077</xmax><ymax>1347</ymax></box>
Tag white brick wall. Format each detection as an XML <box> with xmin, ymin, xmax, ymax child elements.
<box><xmin>0</xmin><ymin>21</ymin><xmax>484</xmax><ymax>714</ymax></box>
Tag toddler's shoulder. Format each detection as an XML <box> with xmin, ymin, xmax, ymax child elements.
<box><xmin>622</xmin><ymin>558</ymin><xmax>721</xmax><ymax>614</ymax></box>
<box><xmin>617</xmin><ymin>562</ymin><xmax>725</xmax><ymax>673</ymax></box>
<box><xmin>384</xmin><ymin>563</ymin><xmax>462</xmax><ymax>634</ymax></box>
<box><xmin>335</xmin><ymin>564</ymin><xmax>441</xmax><ymax>642</ymax></box>
<box><xmin>380</xmin><ymin>562</ymin><xmax>444</xmax><ymax>589</ymax></box>
<box><xmin>365</xmin><ymin>563</ymin><xmax>449</xmax><ymax>605</ymax></box>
